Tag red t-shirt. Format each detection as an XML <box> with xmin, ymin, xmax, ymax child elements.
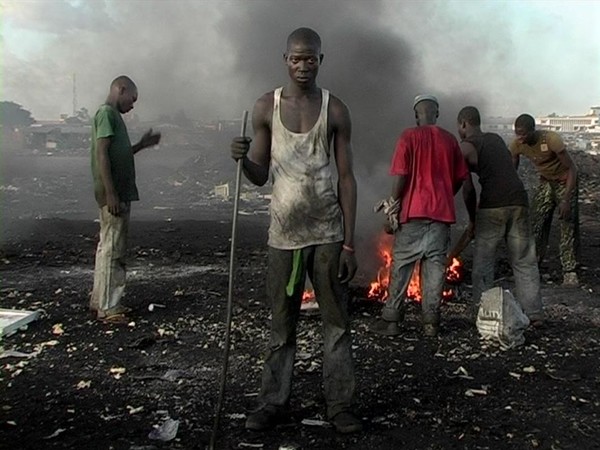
<box><xmin>389</xmin><ymin>125</ymin><xmax>469</xmax><ymax>224</ymax></box>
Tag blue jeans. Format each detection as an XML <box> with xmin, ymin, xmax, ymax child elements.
<box><xmin>257</xmin><ymin>243</ymin><xmax>356</xmax><ymax>419</ymax></box>
<box><xmin>472</xmin><ymin>206</ymin><xmax>544</xmax><ymax>321</ymax></box>
<box><xmin>381</xmin><ymin>220</ymin><xmax>450</xmax><ymax>325</ymax></box>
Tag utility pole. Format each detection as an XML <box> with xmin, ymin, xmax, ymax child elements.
<box><xmin>72</xmin><ymin>73</ymin><xmax>78</xmax><ymax>116</ymax></box>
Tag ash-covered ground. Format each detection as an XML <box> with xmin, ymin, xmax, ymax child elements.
<box><xmin>1</xmin><ymin>139</ymin><xmax>600</xmax><ymax>450</ymax></box>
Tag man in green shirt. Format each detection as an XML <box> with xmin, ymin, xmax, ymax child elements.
<box><xmin>90</xmin><ymin>76</ymin><xmax>161</xmax><ymax>322</ymax></box>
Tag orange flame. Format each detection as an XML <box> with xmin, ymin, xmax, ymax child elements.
<box><xmin>302</xmin><ymin>289</ymin><xmax>315</xmax><ymax>302</ymax></box>
<box><xmin>445</xmin><ymin>257</ymin><xmax>463</xmax><ymax>283</ymax></box>
<box><xmin>407</xmin><ymin>262</ymin><xmax>422</xmax><ymax>301</ymax></box>
<box><xmin>367</xmin><ymin>232</ymin><xmax>463</xmax><ymax>302</ymax></box>
<box><xmin>367</xmin><ymin>247</ymin><xmax>393</xmax><ymax>301</ymax></box>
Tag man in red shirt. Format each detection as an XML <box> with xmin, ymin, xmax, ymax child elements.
<box><xmin>372</xmin><ymin>95</ymin><xmax>469</xmax><ymax>337</ymax></box>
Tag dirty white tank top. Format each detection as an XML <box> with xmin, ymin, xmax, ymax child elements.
<box><xmin>268</xmin><ymin>87</ymin><xmax>344</xmax><ymax>249</ymax></box>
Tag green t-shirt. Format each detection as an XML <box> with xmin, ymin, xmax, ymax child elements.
<box><xmin>91</xmin><ymin>105</ymin><xmax>139</xmax><ymax>206</ymax></box>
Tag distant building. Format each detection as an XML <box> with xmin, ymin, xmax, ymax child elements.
<box><xmin>27</xmin><ymin>122</ymin><xmax>91</xmax><ymax>150</ymax></box>
<box><xmin>482</xmin><ymin>116</ymin><xmax>514</xmax><ymax>132</ymax></box>
<box><xmin>536</xmin><ymin>107</ymin><xmax>600</xmax><ymax>133</ymax></box>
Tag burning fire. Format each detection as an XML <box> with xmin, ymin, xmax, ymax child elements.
<box><xmin>367</xmin><ymin>244</ymin><xmax>393</xmax><ymax>301</ymax></box>
<box><xmin>300</xmin><ymin>236</ymin><xmax>464</xmax><ymax>304</ymax></box>
<box><xmin>302</xmin><ymin>289</ymin><xmax>315</xmax><ymax>302</ymax></box>
<box><xmin>367</xmin><ymin>235</ymin><xmax>463</xmax><ymax>302</ymax></box>
<box><xmin>300</xmin><ymin>288</ymin><xmax>318</xmax><ymax>312</ymax></box>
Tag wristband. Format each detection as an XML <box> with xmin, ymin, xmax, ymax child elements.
<box><xmin>342</xmin><ymin>244</ymin><xmax>355</xmax><ymax>253</ymax></box>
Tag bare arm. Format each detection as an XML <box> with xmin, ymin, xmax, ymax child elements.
<box><xmin>231</xmin><ymin>93</ymin><xmax>272</xmax><ymax>186</ymax></box>
<box><xmin>459</xmin><ymin>141</ymin><xmax>478</xmax><ymax>223</ymax></box>
<box><xmin>556</xmin><ymin>150</ymin><xmax>578</xmax><ymax>219</ymax></box>
<box><xmin>509</xmin><ymin>139</ymin><xmax>521</xmax><ymax>170</ymax></box>
<box><xmin>96</xmin><ymin>137</ymin><xmax>120</xmax><ymax>215</ymax></box>
<box><xmin>332</xmin><ymin>97</ymin><xmax>357</xmax><ymax>248</ymax></box>
<box><xmin>132</xmin><ymin>128</ymin><xmax>161</xmax><ymax>154</ymax></box>
<box><xmin>512</xmin><ymin>153</ymin><xmax>520</xmax><ymax>170</ymax></box>
<box><xmin>453</xmin><ymin>178</ymin><xmax>464</xmax><ymax>196</ymax></box>
<box><xmin>462</xmin><ymin>173</ymin><xmax>477</xmax><ymax>224</ymax></box>
<box><xmin>557</xmin><ymin>150</ymin><xmax>578</xmax><ymax>201</ymax></box>
<box><xmin>460</xmin><ymin>141</ymin><xmax>478</xmax><ymax>172</ymax></box>
<box><xmin>392</xmin><ymin>175</ymin><xmax>407</xmax><ymax>202</ymax></box>
<box><xmin>331</xmin><ymin>96</ymin><xmax>357</xmax><ymax>283</ymax></box>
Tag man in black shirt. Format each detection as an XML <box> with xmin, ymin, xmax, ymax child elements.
<box><xmin>455</xmin><ymin>106</ymin><xmax>544</xmax><ymax>325</ymax></box>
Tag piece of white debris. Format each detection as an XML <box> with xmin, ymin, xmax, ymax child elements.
<box><xmin>465</xmin><ymin>388</ymin><xmax>488</xmax><ymax>397</ymax></box>
<box><xmin>43</xmin><ymin>428</ymin><xmax>66</xmax><ymax>440</ymax></box>
<box><xmin>148</xmin><ymin>418</ymin><xmax>179</xmax><ymax>442</ymax></box>
<box><xmin>301</xmin><ymin>418</ymin><xmax>329</xmax><ymax>427</ymax></box>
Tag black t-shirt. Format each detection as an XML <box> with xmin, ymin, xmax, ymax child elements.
<box><xmin>464</xmin><ymin>133</ymin><xmax>528</xmax><ymax>209</ymax></box>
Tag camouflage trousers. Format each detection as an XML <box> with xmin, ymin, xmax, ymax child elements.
<box><xmin>531</xmin><ymin>178</ymin><xmax>579</xmax><ymax>273</ymax></box>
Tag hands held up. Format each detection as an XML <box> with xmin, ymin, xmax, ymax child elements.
<box><xmin>139</xmin><ymin>128</ymin><xmax>161</xmax><ymax>150</ymax></box>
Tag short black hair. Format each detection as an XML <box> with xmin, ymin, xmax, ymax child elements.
<box><xmin>514</xmin><ymin>113</ymin><xmax>535</xmax><ymax>131</ymax></box>
<box><xmin>457</xmin><ymin>106</ymin><xmax>481</xmax><ymax>126</ymax></box>
<box><xmin>287</xmin><ymin>27</ymin><xmax>321</xmax><ymax>51</ymax></box>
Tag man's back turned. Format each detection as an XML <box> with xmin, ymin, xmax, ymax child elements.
<box><xmin>391</xmin><ymin>124</ymin><xmax>466</xmax><ymax>224</ymax></box>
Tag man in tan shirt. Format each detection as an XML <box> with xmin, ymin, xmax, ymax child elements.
<box><xmin>510</xmin><ymin>113</ymin><xmax>579</xmax><ymax>286</ymax></box>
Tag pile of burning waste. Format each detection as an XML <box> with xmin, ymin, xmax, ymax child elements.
<box><xmin>302</xmin><ymin>232</ymin><xmax>465</xmax><ymax>306</ymax></box>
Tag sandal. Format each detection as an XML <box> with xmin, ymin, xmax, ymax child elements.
<box><xmin>98</xmin><ymin>313</ymin><xmax>130</xmax><ymax>324</ymax></box>
<box><xmin>97</xmin><ymin>305</ymin><xmax>132</xmax><ymax>323</ymax></box>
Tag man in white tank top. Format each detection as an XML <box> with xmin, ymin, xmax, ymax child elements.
<box><xmin>231</xmin><ymin>27</ymin><xmax>361</xmax><ymax>434</ymax></box>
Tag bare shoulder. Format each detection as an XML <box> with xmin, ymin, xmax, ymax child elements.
<box><xmin>253</xmin><ymin>91</ymin><xmax>275</xmax><ymax>126</ymax></box>
<box><xmin>328</xmin><ymin>93</ymin><xmax>351</xmax><ymax>127</ymax></box>
<box><xmin>328</xmin><ymin>93</ymin><xmax>350</xmax><ymax>115</ymax></box>
<box><xmin>460</xmin><ymin>140</ymin><xmax>477</xmax><ymax>155</ymax></box>
<box><xmin>255</xmin><ymin>91</ymin><xmax>274</xmax><ymax>113</ymax></box>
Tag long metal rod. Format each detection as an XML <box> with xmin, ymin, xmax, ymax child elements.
<box><xmin>209</xmin><ymin>110</ymin><xmax>248</xmax><ymax>450</ymax></box>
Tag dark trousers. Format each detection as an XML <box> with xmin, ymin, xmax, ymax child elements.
<box><xmin>257</xmin><ymin>242</ymin><xmax>356</xmax><ymax>418</ymax></box>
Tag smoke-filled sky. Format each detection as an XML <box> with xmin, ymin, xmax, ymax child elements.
<box><xmin>2</xmin><ymin>0</ymin><xmax>598</xmax><ymax>266</ymax></box>
<box><xmin>2</xmin><ymin>0</ymin><xmax>599</xmax><ymax>124</ymax></box>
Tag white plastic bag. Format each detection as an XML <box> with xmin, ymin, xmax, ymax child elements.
<box><xmin>476</xmin><ymin>287</ymin><xmax>530</xmax><ymax>349</ymax></box>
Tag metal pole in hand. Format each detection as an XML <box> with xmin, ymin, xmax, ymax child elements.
<box><xmin>209</xmin><ymin>110</ymin><xmax>249</xmax><ymax>450</ymax></box>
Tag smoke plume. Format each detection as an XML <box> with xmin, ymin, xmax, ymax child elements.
<box><xmin>218</xmin><ymin>0</ymin><xmax>483</xmax><ymax>272</ymax></box>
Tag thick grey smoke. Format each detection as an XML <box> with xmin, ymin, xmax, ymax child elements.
<box><xmin>218</xmin><ymin>0</ymin><xmax>484</xmax><ymax>272</ymax></box>
<box><xmin>3</xmin><ymin>1</ymin><xmax>486</xmax><ymax>274</ymax></box>
<box><xmin>221</xmin><ymin>1</ymin><xmax>485</xmax><ymax>152</ymax></box>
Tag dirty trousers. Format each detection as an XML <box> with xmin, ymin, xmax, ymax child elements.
<box><xmin>532</xmin><ymin>179</ymin><xmax>579</xmax><ymax>273</ymax></box>
<box><xmin>381</xmin><ymin>220</ymin><xmax>449</xmax><ymax>325</ymax></box>
<box><xmin>257</xmin><ymin>243</ymin><xmax>356</xmax><ymax>419</ymax></box>
<box><xmin>472</xmin><ymin>206</ymin><xmax>544</xmax><ymax>321</ymax></box>
<box><xmin>90</xmin><ymin>203</ymin><xmax>130</xmax><ymax>314</ymax></box>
